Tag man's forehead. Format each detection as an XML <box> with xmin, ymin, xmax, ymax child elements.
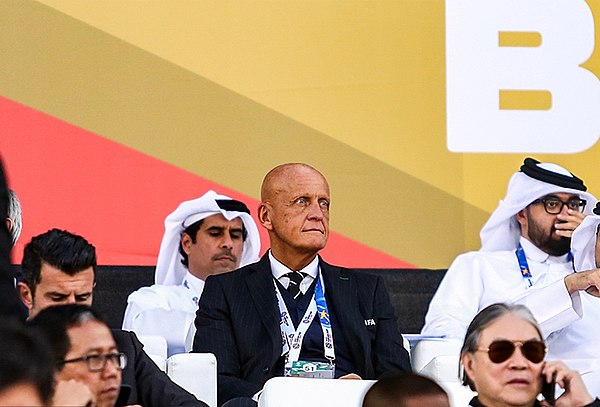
<box><xmin>39</xmin><ymin>264</ymin><xmax>95</xmax><ymax>286</ymax></box>
<box><xmin>540</xmin><ymin>192</ymin><xmax>580</xmax><ymax>200</ymax></box>
<box><xmin>200</xmin><ymin>213</ymin><xmax>243</xmax><ymax>229</ymax></box>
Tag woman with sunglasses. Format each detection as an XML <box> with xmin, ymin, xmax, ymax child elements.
<box><xmin>460</xmin><ymin>303</ymin><xmax>599</xmax><ymax>407</ymax></box>
<box><xmin>29</xmin><ymin>304</ymin><xmax>138</xmax><ymax>407</ymax></box>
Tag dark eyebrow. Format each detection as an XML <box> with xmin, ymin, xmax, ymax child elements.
<box><xmin>205</xmin><ymin>226</ymin><xmax>225</xmax><ymax>232</ymax></box>
<box><xmin>45</xmin><ymin>291</ymin><xmax>68</xmax><ymax>298</ymax></box>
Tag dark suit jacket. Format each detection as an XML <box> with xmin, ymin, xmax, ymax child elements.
<box><xmin>113</xmin><ymin>329</ymin><xmax>207</xmax><ymax>407</ymax></box>
<box><xmin>193</xmin><ymin>254</ymin><xmax>411</xmax><ymax>405</ymax></box>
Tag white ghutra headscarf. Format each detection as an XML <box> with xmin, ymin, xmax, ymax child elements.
<box><xmin>155</xmin><ymin>190</ymin><xmax>260</xmax><ymax>285</ymax></box>
<box><xmin>480</xmin><ymin>158</ymin><xmax>597</xmax><ymax>252</ymax></box>
<box><xmin>571</xmin><ymin>205</ymin><xmax>600</xmax><ymax>272</ymax></box>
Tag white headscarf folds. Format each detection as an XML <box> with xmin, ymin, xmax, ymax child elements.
<box><xmin>571</xmin><ymin>205</ymin><xmax>600</xmax><ymax>271</ymax></box>
<box><xmin>480</xmin><ymin>158</ymin><xmax>597</xmax><ymax>252</ymax></box>
<box><xmin>155</xmin><ymin>190</ymin><xmax>260</xmax><ymax>285</ymax></box>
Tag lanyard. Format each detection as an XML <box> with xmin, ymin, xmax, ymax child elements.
<box><xmin>274</xmin><ymin>272</ymin><xmax>335</xmax><ymax>363</ymax></box>
<box><xmin>515</xmin><ymin>243</ymin><xmax>573</xmax><ymax>288</ymax></box>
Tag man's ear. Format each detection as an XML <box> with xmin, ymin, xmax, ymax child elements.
<box><xmin>461</xmin><ymin>352</ymin><xmax>476</xmax><ymax>384</ymax></box>
<box><xmin>5</xmin><ymin>218</ymin><xmax>13</xmax><ymax>233</ymax></box>
<box><xmin>181</xmin><ymin>233</ymin><xmax>193</xmax><ymax>255</ymax></box>
<box><xmin>258</xmin><ymin>203</ymin><xmax>273</xmax><ymax>230</ymax></box>
<box><xmin>516</xmin><ymin>208</ymin><xmax>528</xmax><ymax>229</ymax></box>
<box><xmin>17</xmin><ymin>282</ymin><xmax>33</xmax><ymax>311</ymax></box>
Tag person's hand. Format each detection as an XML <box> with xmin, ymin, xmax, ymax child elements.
<box><xmin>542</xmin><ymin>361</ymin><xmax>593</xmax><ymax>407</ymax></box>
<box><xmin>555</xmin><ymin>210</ymin><xmax>586</xmax><ymax>238</ymax></box>
<box><xmin>52</xmin><ymin>379</ymin><xmax>95</xmax><ymax>407</ymax></box>
<box><xmin>564</xmin><ymin>269</ymin><xmax>600</xmax><ymax>296</ymax></box>
<box><xmin>338</xmin><ymin>373</ymin><xmax>362</xmax><ymax>380</ymax></box>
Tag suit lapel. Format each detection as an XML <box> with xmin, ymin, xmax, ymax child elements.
<box><xmin>320</xmin><ymin>259</ymin><xmax>370</xmax><ymax>376</ymax></box>
<box><xmin>245</xmin><ymin>254</ymin><xmax>282</xmax><ymax>363</ymax></box>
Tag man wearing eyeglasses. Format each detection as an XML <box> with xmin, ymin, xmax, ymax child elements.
<box><xmin>29</xmin><ymin>304</ymin><xmax>129</xmax><ymax>407</ymax></box>
<box><xmin>422</xmin><ymin>157</ymin><xmax>600</xmax><ymax>396</ymax></box>
<box><xmin>17</xmin><ymin>229</ymin><xmax>206</xmax><ymax>407</ymax></box>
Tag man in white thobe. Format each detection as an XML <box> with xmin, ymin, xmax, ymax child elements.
<box><xmin>123</xmin><ymin>190</ymin><xmax>261</xmax><ymax>356</ymax></box>
<box><xmin>422</xmin><ymin>157</ymin><xmax>600</xmax><ymax>395</ymax></box>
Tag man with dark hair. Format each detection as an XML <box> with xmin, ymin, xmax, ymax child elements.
<box><xmin>0</xmin><ymin>318</ymin><xmax>55</xmax><ymax>406</ymax></box>
<box><xmin>423</xmin><ymin>157</ymin><xmax>600</xmax><ymax>395</ymax></box>
<box><xmin>29</xmin><ymin>304</ymin><xmax>124</xmax><ymax>407</ymax></box>
<box><xmin>194</xmin><ymin>163</ymin><xmax>411</xmax><ymax>406</ymax></box>
<box><xmin>18</xmin><ymin>228</ymin><xmax>206</xmax><ymax>407</ymax></box>
<box><xmin>18</xmin><ymin>228</ymin><xmax>96</xmax><ymax>317</ymax></box>
<box><xmin>123</xmin><ymin>190</ymin><xmax>261</xmax><ymax>356</ymax></box>
<box><xmin>362</xmin><ymin>373</ymin><xmax>450</xmax><ymax>407</ymax></box>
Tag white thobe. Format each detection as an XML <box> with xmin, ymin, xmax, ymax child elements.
<box><xmin>422</xmin><ymin>237</ymin><xmax>600</xmax><ymax>396</ymax></box>
<box><xmin>122</xmin><ymin>272</ymin><xmax>204</xmax><ymax>357</ymax></box>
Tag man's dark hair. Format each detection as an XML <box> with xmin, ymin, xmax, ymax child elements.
<box><xmin>362</xmin><ymin>373</ymin><xmax>449</xmax><ymax>407</ymax></box>
<box><xmin>0</xmin><ymin>318</ymin><xmax>55</xmax><ymax>404</ymax></box>
<box><xmin>21</xmin><ymin>229</ymin><xmax>97</xmax><ymax>295</ymax></box>
<box><xmin>178</xmin><ymin>219</ymin><xmax>248</xmax><ymax>268</ymax></box>
<box><xmin>28</xmin><ymin>304</ymin><xmax>108</xmax><ymax>372</ymax></box>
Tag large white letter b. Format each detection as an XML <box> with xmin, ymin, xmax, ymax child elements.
<box><xmin>446</xmin><ymin>0</ymin><xmax>600</xmax><ymax>153</ymax></box>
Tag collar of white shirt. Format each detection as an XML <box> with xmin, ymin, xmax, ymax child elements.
<box><xmin>182</xmin><ymin>270</ymin><xmax>205</xmax><ymax>296</ymax></box>
<box><xmin>268</xmin><ymin>250</ymin><xmax>319</xmax><ymax>293</ymax></box>
<box><xmin>519</xmin><ymin>236</ymin><xmax>571</xmax><ymax>264</ymax></box>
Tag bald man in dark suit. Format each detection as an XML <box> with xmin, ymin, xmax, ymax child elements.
<box><xmin>193</xmin><ymin>163</ymin><xmax>411</xmax><ymax>406</ymax></box>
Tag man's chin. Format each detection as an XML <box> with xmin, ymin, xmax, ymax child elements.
<box><xmin>544</xmin><ymin>237</ymin><xmax>571</xmax><ymax>256</ymax></box>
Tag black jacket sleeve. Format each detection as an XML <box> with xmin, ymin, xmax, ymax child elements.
<box><xmin>113</xmin><ymin>329</ymin><xmax>208</xmax><ymax>407</ymax></box>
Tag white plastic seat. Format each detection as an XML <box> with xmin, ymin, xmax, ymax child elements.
<box><xmin>166</xmin><ymin>353</ymin><xmax>217</xmax><ymax>407</ymax></box>
<box><xmin>258</xmin><ymin>377</ymin><xmax>375</xmax><ymax>407</ymax></box>
<box><xmin>409</xmin><ymin>337</ymin><xmax>463</xmax><ymax>382</ymax></box>
<box><xmin>136</xmin><ymin>334</ymin><xmax>168</xmax><ymax>372</ymax></box>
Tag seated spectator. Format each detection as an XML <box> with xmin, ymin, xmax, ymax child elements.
<box><xmin>423</xmin><ymin>158</ymin><xmax>600</xmax><ymax>394</ymax></box>
<box><xmin>194</xmin><ymin>163</ymin><xmax>410</xmax><ymax>406</ymax></box>
<box><xmin>18</xmin><ymin>228</ymin><xmax>205</xmax><ymax>407</ymax></box>
<box><xmin>362</xmin><ymin>372</ymin><xmax>450</xmax><ymax>407</ymax></box>
<box><xmin>29</xmin><ymin>304</ymin><xmax>131</xmax><ymax>407</ymax></box>
<box><xmin>123</xmin><ymin>190</ymin><xmax>260</xmax><ymax>356</ymax></box>
<box><xmin>460</xmin><ymin>303</ymin><xmax>599</xmax><ymax>407</ymax></box>
<box><xmin>0</xmin><ymin>318</ymin><xmax>54</xmax><ymax>406</ymax></box>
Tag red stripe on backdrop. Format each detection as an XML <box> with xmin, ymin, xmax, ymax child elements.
<box><xmin>0</xmin><ymin>96</ymin><xmax>414</xmax><ymax>268</ymax></box>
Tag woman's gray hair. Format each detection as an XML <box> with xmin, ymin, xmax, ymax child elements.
<box><xmin>460</xmin><ymin>303</ymin><xmax>543</xmax><ymax>389</ymax></box>
<box><xmin>6</xmin><ymin>189</ymin><xmax>22</xmax><ymax>245</ymax></box>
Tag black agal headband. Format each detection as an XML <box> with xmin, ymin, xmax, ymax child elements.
<box><xmin>215</xmin><ymin>199</ymin><xmax>250</xmax><ymax>215</ymax></box>
<box><xmin>520</xmin><ymin>157</ymin><xmax>587</xmax><ymax>192</ymax></box>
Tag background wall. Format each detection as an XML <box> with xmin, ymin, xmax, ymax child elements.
<box><xmin>1</xmin><ymin>0</ymin><xmax>599</xmax><ymax>268</ymax></box>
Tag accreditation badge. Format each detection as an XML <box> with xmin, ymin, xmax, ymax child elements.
<box><xmin>284</xmin><ymin>360</ymin><xmax>335</xmax><ymax>379</ymax></box>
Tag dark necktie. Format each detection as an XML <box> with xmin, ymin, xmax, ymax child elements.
<box><xmin>286</xmin><ymin>271</ymin><xmax>305</xmax><ymax>300</ymax></box>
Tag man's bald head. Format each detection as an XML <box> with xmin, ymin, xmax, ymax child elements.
<box><xmin>258</xmin><ymin>163</ymin><xmax>330</xmax><ymax>270</ymax></box>
<box><xmin>261</xmin><ymin>163</ymin><xmax>328</xmax><ymax>203</ymax></box>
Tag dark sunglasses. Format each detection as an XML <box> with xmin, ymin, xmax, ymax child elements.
<box><xmin>476</xmin><ymin>340</ymin><xmax>546</xmax><ymax>364</ymax></box>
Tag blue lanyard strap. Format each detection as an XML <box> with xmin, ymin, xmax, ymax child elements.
<box><xmin>515</xmin><ymin>243</ymin><xmax>574</xmax><ymax>287</ymax></box>
<box><xmin>515</xmin><ymin>243</ymin><xmax>532</xmax><ymax>278</ymax></box>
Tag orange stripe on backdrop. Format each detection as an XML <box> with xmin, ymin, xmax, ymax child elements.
<box><xmin>0</xmin><ymin>96</ymin><xmax>413</xmax><ymax>268</ymax></box>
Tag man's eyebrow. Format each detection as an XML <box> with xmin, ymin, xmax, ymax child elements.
<box><xmin>205</xmin><ymin>226</ymin><xmax>225</xmax><ymax>232</ymax></box>
<box><xmin>44</xmin><ymin>291</ymin><xmax>68</xmax><ymax>298</ymax></box>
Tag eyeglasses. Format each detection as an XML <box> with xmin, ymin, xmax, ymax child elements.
<box><xmin>476</xmin><ymin>340</ymin><xmax>546</xmax><ymax>364</ymax></box>
<box><xmin>61</xmin><ymin>352</ymin><xmax>127</xmax><ymax>372</ymax></box>
<box><xmin>531</xmin><ymin>197</ymin><xmax>586</xmax><ymax>214</ymax></box>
